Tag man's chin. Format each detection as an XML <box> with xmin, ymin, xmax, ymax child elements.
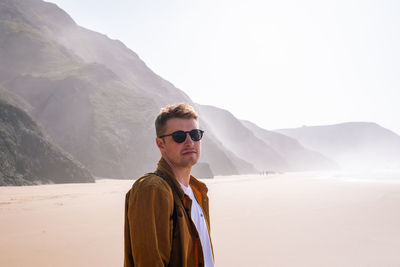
<box><xmin>180</xmin><ymin>157</ymin><xmax>199</xmax><ymax>168</ymax></box>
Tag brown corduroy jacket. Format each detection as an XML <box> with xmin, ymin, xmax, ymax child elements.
<box><xmin>124</xmin><ymin>158</ymin><xmax>213</xmax><ymax>267</ymax></box>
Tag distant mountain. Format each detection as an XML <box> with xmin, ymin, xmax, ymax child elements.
<box><xmin>0</xmin><ymin>0</ymin><xmax>251</xmax><ymax>179</ymax></box>
<box><xmin>199</xmin><ymin>104</ymin><xmax>310</xmax><ymax>172</ymax></box>
<box><xmin>277</xmin><ymin>122</ymin><xmax>400</xmax><ymax>169</ymax></box>
<box><xmin>0</xmin><ymin>98</ymin><xmax>93</xmax><ymax>186</ymax></box>
<box><xmin>241</xmin><ymin>120</ymin><xmax>338</xmax><ymax>171</ymax></box>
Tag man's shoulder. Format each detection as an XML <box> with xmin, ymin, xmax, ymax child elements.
<box><xmin>125</xmin><ymin>173</ymin><xmax>175</xmax><ymax>217</ymax></box>
<box><xmin>128</xmin><ymin>173</ymin><xmax>172</xmax><ymax>196</ymax></box>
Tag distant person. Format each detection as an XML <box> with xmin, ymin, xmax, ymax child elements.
<box><xmin>124</xmin><ymin>103</ymin><xmax>214</xmax><ymax>267</ymax></box>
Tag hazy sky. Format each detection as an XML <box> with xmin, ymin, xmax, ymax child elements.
<box><xmin>48</xmin><ymin>0</ymin><xmax>400</xmax><ymax>134</ymax></box>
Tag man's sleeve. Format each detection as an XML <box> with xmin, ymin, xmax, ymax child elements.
<box><xmin>125</xmin><ymin>181</ymin><xmax>174</xmax><ymax>267</ymax></box>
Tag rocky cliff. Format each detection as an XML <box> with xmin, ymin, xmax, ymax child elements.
<box><xmin>0</xmin><ymin>98</ymin><xmax>94</xmax><ymax>185</ymax></box>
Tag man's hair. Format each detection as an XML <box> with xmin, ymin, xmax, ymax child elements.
<box><xmin>155</xmin><ymin>103</ymin><xmax>198</xmax><ymax>137</ymax></box>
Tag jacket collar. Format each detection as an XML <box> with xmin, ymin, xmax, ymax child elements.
<box><xmin>156</xmin><ymin>157</ymin><xmax>208</xmax><ymax>201</ymax></box>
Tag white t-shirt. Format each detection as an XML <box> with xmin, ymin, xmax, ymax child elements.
<box><xmin>180</xmin><ymin>183</ymin><xmax>214</xmax><ymax>267</ymax></box>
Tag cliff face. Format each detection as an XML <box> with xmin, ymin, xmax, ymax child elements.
<box><xmin>0</xmin><ymin>0</ymin><xmax>250</xmax><ymax>179</ymax></box>
<box><xmin>0</xmin><ymin>99</ymin><xmax>94</xmax><ymax>186</ymax></box>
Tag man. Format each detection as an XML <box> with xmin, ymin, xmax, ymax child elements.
<box><xmin>124</xmin><ymin>103</ymin><xmax>214</xmax><ymax>267</ymax></box>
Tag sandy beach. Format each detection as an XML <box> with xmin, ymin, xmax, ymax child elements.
<box><xmin>1</xmin><ymin>172</ymin><xmax>400</xmax><ymax>267</ymax></box>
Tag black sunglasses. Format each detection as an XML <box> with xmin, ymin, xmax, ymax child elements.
<box><xmin>159</xmin><ymin>129</ymin><xmax>204</xmax><ymax>143</ymax></box>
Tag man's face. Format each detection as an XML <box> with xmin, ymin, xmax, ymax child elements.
<box><xmin>156</xmin><ymin>118</ymin><xmax>201</xmax><ymax>169</ymax></box>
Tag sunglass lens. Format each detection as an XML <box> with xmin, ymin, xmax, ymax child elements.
<box><xmin>172</xmin><ymin>131</ymin><xmax>187</xmax><ymax>143</ymax></box>
<box><xmin>189</xmin><ymin>129</ymin><xmax>203</xmax><ymax>141</ymax></box>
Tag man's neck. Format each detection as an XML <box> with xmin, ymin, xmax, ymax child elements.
<box><xmin>163</xmin><ymin>158</ymin><xmax>191</xmax><ymax>187</ymax></box>
<box><xmin>173</xmin><ymin>167</ymin><xmax>191</xmax><ymax>187</ymax></box>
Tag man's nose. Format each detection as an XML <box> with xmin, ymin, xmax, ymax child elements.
<box><xmin>183</xmin><ymin>133</ymin><xmax>194</xmax><ymax>145</ymax></box>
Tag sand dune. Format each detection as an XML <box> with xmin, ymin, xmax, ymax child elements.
<box><xmin>1</xmin><ymin>173</ymin><xmax>400</xmax><ymax>267</ymax></box>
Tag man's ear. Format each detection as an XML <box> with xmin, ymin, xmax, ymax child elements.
<box><xmin>156</xmin><ymin>137</ymin><xmax>165</xmax><ymax>150</ymax></box>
